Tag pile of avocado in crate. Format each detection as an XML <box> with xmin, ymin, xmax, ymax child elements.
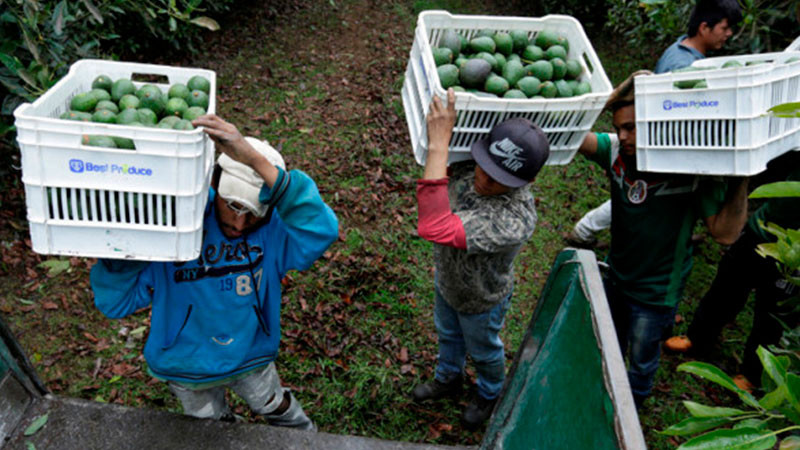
<box><xmin>62</xmin><ymin>74</ymin><xmax>211</xmax><ymax>148</ymax></box>
<box><xmin>672</xmin><ymin>56</ymin><xmax>800</xmax><ymax>89</ymax></box>
<box><xmin>433</xmin><ymin>29</ymin><xmax>592</xmax><ymax>99</ymax></box>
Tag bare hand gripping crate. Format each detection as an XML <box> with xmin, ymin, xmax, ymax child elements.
<box><xmin>634</xmin><ymin>52</ymin><xmax>800</xmax><ymax>176</ymax></box>
<box><xmin>401</xmin><ymin>11</ymin><xmax>613</xmax><ymax>166</ymax></box>
<box><xmin>14</xmin><ymin>60</ymin><xmax>216</xmax><ymax>261</ymax></box>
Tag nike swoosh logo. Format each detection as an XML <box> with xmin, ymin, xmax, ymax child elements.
<box><xmin>489</xmin><ymin>140</ymin><xmax>525</xmax><ymax>161</ymax></box>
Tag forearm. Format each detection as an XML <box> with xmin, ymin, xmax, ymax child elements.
<box><xmin>423</xmin><ymin>142</ymin><xmax>449</xmax><ymax>180</ymax></box>
<box><xmin>708</xmin><ymin>178</ymin><xmax>749</xmax><ymax>245</ymax></box>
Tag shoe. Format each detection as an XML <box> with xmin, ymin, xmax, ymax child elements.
<box><xmin>664</xmin><ymin>335</ymin><xmax>693</xmax><ymax>353</ymax></box>
<box><xmin>462</xmin><ymin>394</ymin><xmax>498</xmax><ymax>429</ymax></box>
<box><xmin>733</xmin><ymin>375</ymin><xmax>755</xmax><ymax>393</ymax></box>
<box><xmin>411</xmin><ymin>376</ymin><xmax>462</xmax><ymax>402</ymax></box>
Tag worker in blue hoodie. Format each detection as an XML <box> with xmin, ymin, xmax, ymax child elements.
<box><xmin>90</xmin><ymin>114</ymin><xmax>338</xmax><ymax>430</ymax></box>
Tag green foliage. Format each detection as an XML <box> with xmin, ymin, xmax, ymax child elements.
<box><xmin>605</xmin><ymin>0</ymin><xmax>800</xmax><ymax>58</ymax></box>
<box><xmin>0</xmin><ymin>0</ymin><xmax>232</xmax><ymax>140</ymax></box>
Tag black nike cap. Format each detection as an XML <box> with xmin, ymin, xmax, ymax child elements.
<box><xmin>470</xmin><ymin>117</ymin><xmax>550</xmax><ymax>188</ymax></box>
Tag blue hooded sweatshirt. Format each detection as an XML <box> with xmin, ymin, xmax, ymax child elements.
<box><xmin>91</xmin><ymin>168</ymin><xmax>338</xmax><ymax>384</ymax></box>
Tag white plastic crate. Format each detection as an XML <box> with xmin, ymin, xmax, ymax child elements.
<box><xmin>635</xmin><ymin>51</ymin><xmax>800</xmax><ymax>175</ymax></box>
<box><xmin>401</xmin><ymin>11</ymin><xmax>613</xmax><ymax>166</ymax></box>
<box><xmin>13</xmin><ymin>59</ymin><xmax>217</xmax><ymax>261</ymax></box>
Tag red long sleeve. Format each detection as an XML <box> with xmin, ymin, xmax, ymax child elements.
<box><xmin>416</xmin><ymin>178</ymin><xmax>467</xmax><ymax>249</ymax></box>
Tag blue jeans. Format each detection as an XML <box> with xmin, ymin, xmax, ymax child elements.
<box><xmin>434</xmin><ymin>287</ymin><xmax>511</xmax><ymax>400</ymax></box>
<box><xmin>605</xmin><ymin>279</ymin><xmax>676</xmax><ymax>402</ymax></box>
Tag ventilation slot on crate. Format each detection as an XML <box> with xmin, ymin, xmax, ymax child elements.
<box><xmin>46</xmin><ymin>187</ymin><xmax>176</xmax><ymax>227</ymax></box>
<box><xmin>647</xmin><ymin>119</ymin><xmax>736</xmax><ymax>148</ymax></box>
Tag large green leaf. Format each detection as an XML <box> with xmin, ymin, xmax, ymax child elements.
<box><xmin>679</xmin><ymin>362</ymin><xmax>761</xmax><ymax>409</ymax></box>
<box><xmin>758</xmin><ymin>346</ymin><xmax>788</xmax><ymax>388</ymax></box>
<box><xmin>661</xmin><ymin>416</ymin><xmax>731</xmax><ymax>436</ymax></box>
<box><xmin>769</xmin><ymin>102</ymin><xmax>800</xmax><ymax>116</ymax></box>
<box><xmin>787</xmin><ymin>373</ymin><xmax>800</xmax><ymax>415</ymax></box>
<box><xmin>684</xmin><ymin>400</ymin><xmax>748</xmax><ymax>418</ymax></box>
<box><xmin>23</xmin><ymin>413</ymin><xmax>48</xmax><ymax>436</ymax></box>
<box><xmin>678</xmin><ymin>427</ymin><xmax>777</xmax><ymax>450</ymax></box>
<box><xmin>750</xmin><ymin>182</ymin><xmax>800</xmax><ymax>199</ymax></box>
<box><xmin>759</xmin><ymin>386</ymin><xmax>786</xmax><ymax>410</ymax></box>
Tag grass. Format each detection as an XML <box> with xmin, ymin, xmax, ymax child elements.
<box><xmin>0</xmin><ymin>0</ymin><xmax>763</xmax><ymax>447</ymax></box>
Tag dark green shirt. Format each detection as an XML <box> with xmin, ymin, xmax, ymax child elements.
<box><xmin>588</xmin><ymin>133</ymin><xmax>727</xmax><ymax>307</ymax></box>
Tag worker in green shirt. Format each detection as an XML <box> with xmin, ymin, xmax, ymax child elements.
<box><xmin>576</xmin><ymin>70</ymin><xmax>749</xmax><ymax>407</ymax></box>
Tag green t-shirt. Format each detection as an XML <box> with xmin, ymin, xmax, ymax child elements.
<box><xmin>748</xmin><ymin>166</ymin><xmax>800</xmax><ymax>242</ymax></box>
<box><xmin>588</xmin><ymin>133</ymin><xmax>728</xmax><ymax>307</ymax></box>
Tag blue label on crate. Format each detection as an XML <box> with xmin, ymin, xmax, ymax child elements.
<box><xmin>662</xmin><ymin>99</ymin><xmax>720</xmax><ymax>111</ymax></box>
<box><xmin>69</xmin><ymin>159</ymin><xmax>153</xmax><ymax>176</ymax></box>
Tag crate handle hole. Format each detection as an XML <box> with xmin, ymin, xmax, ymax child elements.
<box><xmin>582</xmin><ymin>52</ymin><xmax>594</xmax><ymax>74</ymax></box>
<box><xmin>131</xmin><ymin>73</ymin><xmax>169</xmax><ymax>84</ymax></box>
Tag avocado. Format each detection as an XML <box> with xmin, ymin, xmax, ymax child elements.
<box><xmin>539</xmin><ymin>81</ymin><xmax>557</xmax><ymax>98</ymax></box>
<box><xmin>721</xmin><ymin>60</ymin><xmax>743</xmax><ymax>68</ymax></box>
<box><xmin>476</xmin><ymin>52</ymin><xmax>499</xmax><ymax>72</ymax></box>
<box><xmin>556</xmin><ymin>35</ymin><xmax>570</xmax><ymax>53</ymax></box>
<box><xmin>673</xmin><ymin>79</ymin><xmax>702</xmax><ymax>89</ymax></box>
<box><xmin>451</xmin><ymin>86</ymin><xmax>466</xmax><ymax>92</ymax></box>
<box><xmin>95</xmin><ymin>100</ymin><xmax>119</xmax><ymax>114</ymax></box>
<box><xmin>136</xmin><ymin>84</ymin><xmax>160</xmax><ymax>99</ymax></box>
<box><xmin>70</xmin><ymin>92</ymin><xmax>98</xmax><ymax>112</ymax></box>
<box><xmin>165</xmin><ymin>97</ymin><xmax>189</xmax><ymax>117</ymax></box>
<box><xmin>439</xmin><ymin>30</ymin><xmax>462</xmax><ymax>56</ymax></box>
<box><xmin>484</xmin><ymin>74</ymin><xmax>509</xmax><ymax>96</ymax></box>
<box><xmin>112</xmin><ymin>136</ymin><xmax>136</xmax><ymax>150</ymax></box>
<box><xmin>182</xmin><ymin>106</ymin><xmax>206</xmax><ymax>122</ymax></box>
<box><xmin>459</xmin><ymin>58</ymin><xmax>492</xmax><ymax>89</ymax></box>
<box><xmin>90</xmin><ymin>88</ymin><xmax>111</xmax><ymax>102</ymax></box>
<box><xmin>746</xmin><ymin>60</ymin><xmax>767</xmax><ymax>66</ymax></box>
<box><xmin>532</xmin><ymin>95</ymin><xmax>545</xmax><ymax>99</ymax></box>
<box><xmin>507</xmin><ymin>54</ymin><xmax>522</xmax><ymax>64</ymax></box>
<box><xmin>492</xmin><ymin>32</ymin><xmax>513</xmax><ymax>56</ymax></box>
<box><xmin>469</xmin><ymin>36</ymin><xmax>496</xmax><ymax>54</ymax></box>
<box><xmin>475</xmin><ymin>29</ymin><xmax>495</xmax><ymax>39</ymax></box>
<box><xmin>530</xmin><ymin>60</ymin><xmax>554</xmax><ymax>81</ymax></box>
<box><xmin>502</xmin><ymin>60</ymin><xmax>526</xmax><ymax>87</ymax></box>
<box><xmin>187</xmin><ymin>90</ymin><xmax>210</xmax><ymax>109</ymax></box>
<box><xmin>91</xmin><ymin>109</ymin><xmax>117</xmax><ymax>124</ymax></box>
<box><xmin>139</xmin><ymin>89</ymin><xmax>165</xmax><ymax>116</ymax></box>
<box><xmin>459</xmin><ymin>34</ymin><xmax>469</xmax><ymax>52</ymax></box>
<box><xmin>119</xmin><ymin>94</ymin><xmax>140</xmax><ymax>110</ymax></box>
<box><xmin>117</xmin><ymin>108</ymin><xmax>140</xmax><ymax>125</ymax></box>
<box><xmin>187</xmin><ymin>75</ymin><xmax>210</xmax><ymax>94</ymax></box>
<box><xmin>168</xmin><ymin>83</ymin><xmax>191</xmax><ymax>100</ymax></box>
<box><xmin>693</xmin><ymin>80</ymin><xmax>708</xmax><ymax>89</ymax></box>
<box><xmin>60</xmin><ymin>111</ymin><xmax>92</xmax><ymax>121</ymax></box>
<box><xmin>503</xmin><ymin>89</ymin><xmax>527</xmax><ymax>99</ymax></box>
<box><xmin>492</xmin><ymin>53</ymin><xmax>508</xmax><ymax>73</ymax></box>
<box><xmin>173</xmin><ymin>119</ymin><xmax>194</xmax><ymax>130</ymax></box>
<box><xmin>551</xmin><ymin>58</ymin><xmax>567</xmax><ymax>80</ymax></box>
<box><xmin>566</xmin><ymin>80</ymin><xmax>579</xmax><ymax>92</ymax></box>
<box><xmin>522</xmin><ymin>45</ymin><xmax>544</xmax><ymax>63</ymax></box>
<box><xmin>574</xmin><ymin>81</ymin><xmax>592</xmax><ymax>95</ymax></box>
<box><xmin>158</xmin><ymin>115</ymin><xmax>181</xmax><ymax>127</ymax></box>
<box><xmin>455</xmin><ymin>55</ymin><xmax>468</xmax><ymax>68</ymax></box>
<box><xmin>433</xmin><ymin>47</ymin><xmax>454</xmax><ymax>66</ymax></box>
<box><xmin>111</xmin><ymin>79</ymin><xmax>136</xmax><ymax>102</ymax></box>
<box><xmin>92</xmin><ymin>75</ymin><xmax>113</xmax><ymax>92</ymax></box>
<box><xmin>546</xmin><ymin>45</ymin><xmax>567</xmax><ymax>61</ymax></box>
<box><xmin>136</xmin><ymin>108</ymin><xmax>158</xmax><ymax>125</ymax></box>
<box><xmin>83</xmin><ymin>135</ymin><xmax>117</xmax><ymax>148</ymax></box>
<box><xmin>565</xmin><ymin>59</ymin><xmax>583</xmax><ymax>79</ymax></box>
<box><xmin>437</xmin><ymin>64</ymin><xmax>460</xmax><ymax>89</ymax></box>
<box><xmin>516</xmin><ymin>76</ymin><xmax>541</xmax><ymax>97</ymax></box>
<box><xmin>534</xmin><ymin>30</ymin><xmax>559</xmax><ymax>49</ymax></box>
<box><xmin>510</xmin><ymin>30</ymin><xmax>530</xmax><ymax>53</ymax></box>
<box><xmin>554</xmin><ymin>79</ymin><xmax>573</xmax><ymax>97</ymax></box>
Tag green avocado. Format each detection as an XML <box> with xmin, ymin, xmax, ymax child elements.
<box><xmin>565</xmin><ymin>59</ymin><xmax>583</xmax><ymax>79</ymax></box>
<box><xmin>158</xmin><ymin>115</ymin><xmax>181</xmax><ymax>127</ymax></box>
<box><xmin>95</xmin><ymin>100</ymin><xmax>119</xmax><ymax>114</ymax></box>
<box><xmin>493</xmin><ymin>53</ymin><xmax>507</xmax><ymax>73</ymax></box>
<box><xmin>168</xmin><ymin>83</ymin><xmax>191</xmax><ymax>100</ymax></box>
<box><xmin>529</xmin><ymin>60</ymin><xmax>554</xmax><ymax>81</ymax></box>
<box><xmin>484</xmin><ymin>74</ymin><xmax>509</xmax><ymax>96</ymax></box>
<box><xmin>165</xmin><ymin>97</ymin><xmax>189</xmax><ymax>117</ymax></box>
<box><xmin>70</xmin><ymin>92</ymin><xmax>98</xmax><ymax>112</ymax></box>
<box><xmin>83</xmin><ymin>135</ymin><xmax>117</xmax><ymax>148</ymax></box>
<box><xmin>469</xmin><ymin>36</ymin><xmax>496</xmax><ymax>54</ymax></box>
<box><xmin>522</xmin><ymin>45</ymin><xmax>544</xmax><ymax>63</ymax></box>
<box><xmin>554</xmin><ymin>79</ymin><xmax>573</xmax><ymax>97</ymax></box>
<box><xmin>556</xmin><ymin>35</ymin><xmax>570</xmax><ymax>53</ymax></box>
<box><xmin>111</xmin><ymin>79</ymin><xmax>136</xmax><ymax>102</ymax></box>
<box><xmin>433</xmin><ymin>47</ymin><xmax>454</xmax><ymax>66</ymax></box>
<box><xmin>546</xmin><ymin>45</ymin><xmax>567</xmax><ymax>61</ymax></box>
<box><xmin>173</xmin><ymin>119</ymin><xmax>194</xmax><ymax>130</ymax></box>
<box><xmin>187</xmin><ymin>75</ymin><xmax>210</xmax><ymax>94</ymax></box>
<box><xmin>551</xmin><ymin>58</ymin><xmax>567</xmax><ymax>80</ymax></box>
<box><xmin>503</xmin><ymin>89</ymin><xmax>527</xmax><ymax>99</ymax></box>
<box><xmin>539</xmin><ymin>81</ymin><xmax>557</xmax><ymax>98</ymax></box>
<box><xmin>136</xmin><ymin>108</ymin><xmax>158</xmax><ymax>125</ymax></box>
<box><xmin>60</xmin><ymin>110</ymin><xmax>92</xmax><ymax>121</ymax></box>
<box><xmin>187</xmin><ymin>90</ymin><xmax>210</xmax><ymax>109</ymax></box>
<box><xmin>475</xmin><ymin>52</ymin><xmax>499</xmax><ymax>72</ymax></box>
<box><xmin>90</xmin><ymin>88</ymin><xmax>111</xmax><ymax>102</ymax></box>
<box><xmin>459</xmin><ymin>58</ymin><xmax>492</xmax><ymax>89</ymax></box>
<box><xmin>507</xmin><ymin>54</ymin><xmax>522</xmax><ymax>64</ymax></box>
<box><xmin>182</xmin><ymin>106</ymin><xmax>206</xmax><ymax>122</ymax></box>
<box><xmin>492</xmin><ymin>32</ymin><xmax>513</xmax><ymax>56</ymax></box>
<box><xmin>510</xmin><ymin>30</ymin><xmax>530</xmax><ymax>53</ymax></box>
<box><xmin>119</xmin><ymin>94</ymin><xmax>140</xmax><ymax>110</ymax></box>
<box><xmin>534</xmin><ymin>30</ymin><xmax>559</xmax><ymax>49</ymax></box>
<box><xmin>475</xmin><ymin>29</ymin><xmax>495</xmax><ymax>39</ymax></box>
<box><xmin>455</xmin><ymin>55</ymin><xmax>469</xmax><ymax>68</ymax></box>
<box><xmin>516</xmin><ymin>76</ymin><xmax>541</xmax><ymax>97</ymax></box>
<box><xmin>92</xmin><ymin>75</ymin><xmax>113</xmax><ymax>92</ymax></box>
<box><xmin>91</xmin><ymin>109</ymin><xmax>117</xmax><ymax>124</ymax></box>
<box><xmin>721</xmin><ymin>60</ymin><xmax>743</xmax><ymax>68</ymax></box>
<box><xmin>451</xmin><ymin>86</ymin><xmax>465</xmax><ymax>92</ymax></box>
<box><xmin>439</xmin><ymin>30</ymin><xmax>462</xmax><ymax>56</ymax></box>
<box><xmin>437</xmin><ymin>64</ymin><xmax>460</xmax><ymax>89</ymax></box>
<box><xmin>117</xmin><ymin>108</ymin><xmax>140</xmax><ymax>125</ymax></box>
<box><xmin>574</xmin><ymin>81</ymin><xmax>592</xmax><ymax>95</ymax></box>
<box><xmin>112</xmin><ymin>136</ymin><xmax>136</xmax><ymax>150</ymax></box>
<box><xmin>502</xmin><ymin>60</ymin><xmax>526</xmax><ymax>87</ymax></box>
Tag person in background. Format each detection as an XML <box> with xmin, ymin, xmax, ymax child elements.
<box><xmin>91</xmin><ymin>115</ymin><xmax>338</xmax><ymax>429</ymax></box>
<box><xmin>412</xmin><ymin>88</ymin><xmax>549</xmax><ymax>428</ymax></box>
<box><xmin>567</xmin><ymin>0</ymin><xmax>743</xmax><ymax>247</ymax></box>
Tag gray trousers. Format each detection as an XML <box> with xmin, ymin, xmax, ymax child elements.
<box><xmin>168</xmin><ymin>362</ymin><xmax>315</xmax><ymax>431</ymax></box>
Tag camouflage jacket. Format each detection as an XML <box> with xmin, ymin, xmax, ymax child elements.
<box><xmin>434</xmin><ymin>161</ymin><xmax>538</xmax><ymax>314</ymax></box>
